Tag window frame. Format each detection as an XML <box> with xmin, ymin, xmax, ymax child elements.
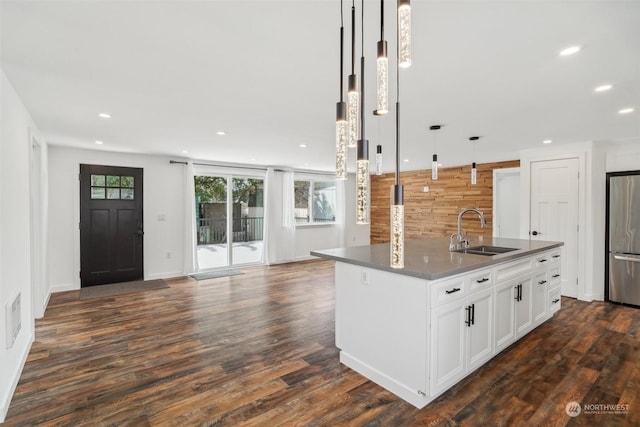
<box><xmin>294</xmin><ymin>179</ymin><xmax>337</xmax><ymax>226</ymax></box>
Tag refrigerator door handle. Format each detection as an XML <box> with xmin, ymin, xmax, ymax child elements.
<box><xmin>613</xmin><ymin>254</ymin><xmax>640</xmax><ymax>263</ymax></box>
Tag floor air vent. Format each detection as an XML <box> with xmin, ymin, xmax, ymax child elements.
<box><xmin>5</xmin><ymin>293</ymin><xmax>21</xmax><ymax>349</ymax></box>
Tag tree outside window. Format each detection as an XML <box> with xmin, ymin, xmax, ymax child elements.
<box><xmin>294</xmin><ymin>180</ymin><xmax>336</xmax><ymax>224</ymax></box>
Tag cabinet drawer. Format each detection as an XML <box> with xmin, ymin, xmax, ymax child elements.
<box><xmin>534</xmin><ymin>272</ymin><xmax>548</xmax><ymax>288</ymax></box>
<box><xmin>535</xmin><ymin>252</ymin><xmax>554</xmax><ymax>268</ymax></box>
<box><xmin>469</xmin><ymin>269</ymin><xmax>494</xmax><ymax>293</ymax></box>
<box><xmin>549</xmin><ymin>267</ymin><xmax>561</xmax><ymax>285</ymax></box>
<box><xmin>549</xmin><ymin>287</ymin><xmax>561</xmax><ymax>314</ymax></box>
<box><xmin>431</xmin><ymin>276</ymin><xmax>467</xmax><ymax>307</ymax></box>
<box><xmin>549</xmin><ymin>250</ymin><xmax>561</xmax><ymax>264</ymax></box>
<box><xmin>496</xmin><ymin>258</ymin><xmax>532</xmax><ymax>282</ymax></box>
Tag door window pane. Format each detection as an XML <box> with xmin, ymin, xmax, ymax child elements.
<box><xmin>107</xmin><ymin>188</ymin><xmax>120</xmax><ymax>199</ymax></box>
<box><xmin>107</xmin><ymin>175</ymin><xmax>121</xmax><ymax>187</ymax></box>
<box><xmin>91</xmin><ymin>187</ymin><xmax>106</xmax><ymax>199</ymax></box>
<box><xmin>121</xmin><ymin>188</ymin><xmax>134</xmax><ymax>200</ymax></box>
<box><xmin>121</xmin><ymin>176</ymin><xmax>134</xmax><ymax>188</ymax></box>
<box><xmin>91</xmin><ymin>175</ymin><xmax>105</xmax><ymax>186</ymax></box>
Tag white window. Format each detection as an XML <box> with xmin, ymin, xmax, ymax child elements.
<box><xmin>294</xmin><ymin>180</ymin><xmax>336</xmax><ymax>224</ymax></box>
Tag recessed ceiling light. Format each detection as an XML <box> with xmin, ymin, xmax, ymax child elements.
<box><xmin>216</xmin><ymin>131</ymin><xmax>226</xmax><ymax>136</ymax></box>
<box><xmin>594</xmin><ymin>84</ymin><xmax>613</xmax><ymax>92</ymax></box>
<box><xmin>619</xmin><ymin>108</ymin><xmax>634</xmax><ymax>115</ymax></box>
<box><xmin>543</xmin><ymin>139</ymin><xmax>552</xmax><ymax>144</ymax></box>
<box><xmin>98</xmin><ymin>113</ymin><xmax>111</xmax><ymax>119</ymax></box>
<box><xmin>403</xmin><ymin>159</ymin><xmax>409</xmax><ymax>162</ymax></box>
<box><xmin>559</xmin><ymin>46</ymin><xmax>581</xmax><ymax>56</ymax></box>
<box><xmin>303</xmin><ymin>163</ymin><xmax>309</xmax><ymax>167</ymax></box>
<box><xmin>250</xmin><ymin>157</ymin><xmax>256</xmax><ymax>161</ymax></box>
<box><xmin>95</xmin><ymin>140</ymin><xmax>104</xmax><ymax>145</ymax></box>
<box><xmin>181</xmin><ymin>150</ymin><xmax>189</xmax><ymax>154</ymax></box>
<box><xmin>299</xmin><ymin>144</ymin><xmax>307</xmax><ymax>148</ymax></box>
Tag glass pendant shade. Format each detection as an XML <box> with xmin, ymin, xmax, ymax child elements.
<box><xmin>390</xmin><ymin>185</ymin><xmax>404</xmax><ymax>268</ymax></box>
<box><xmin>471</xmin><ymin>162</ymin><xmax>477</xmax><ymax>185</ymax></box>
<box><xmin>376</xmin><ymin>144</ymin><xmax>383</xmax><ymax>175</ymax></box>
<box><xmin>398</xmin><ymin>0</ymin><xmax>412</xmax><ymax>68</ymax></box>
<box><xmin>376</xmin><ymin>41</ymin><xmax>389</xmax><ymax>115</ymax></box>
<box><xmin>432</xmin><ymin>154</ymin><xmax>438</xmax><ymax>180</ymax></box>
<box><xmin>348</xmin><ymin>75</ymin><xmax>360</xmax><ymax>148</ymax></box>
<box><xmin>336</xmin><ymin>103</ymin><xmax>348</xmax><ymax>180</ymax></box>
<box><xmin>356</xmin><ymin>157</ymin><xmax>370</xmax><ymax>224</ymax></box>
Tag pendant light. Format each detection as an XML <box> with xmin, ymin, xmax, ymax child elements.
<box><xmin>470</xmin><ymin>136</ymin><xmax>480</xmax><ymax>185</ymax></box>
<box><xmin>398</xmin><ymin>0</ymin><xmax>411</xmax><ymax>68</ymax></box>
<box><xmin>347</xmin><ymin>1</ymin><xmax>360</xmax><ymax>148</ymax></box>
<box><xmin>429</xmin><ymin>125</ymin><xmax>442</xmax><ymax>180</ymax></box>
<box><xmin>391</xmin><ymin>1</ymin><xmax>405</xmax><ymax>269</ymax></box>
<box><xmin>335</xmin><ymin>0</ymin><xmax>347</xmax><ymax>180</ymax></box>
<box><xmin>375</xmin><ymin>0</ymin><xmax>388</xmax><ymax>115</ymax></box>
<box><xmin>376</xmin><ymin>144</ymin><xmax>383</xmax><ymax>175</ymax></box>
<box><xmin>356</xmin><ymin>0</ymin><xmax>369</xmax><ymax>224</ymax></box>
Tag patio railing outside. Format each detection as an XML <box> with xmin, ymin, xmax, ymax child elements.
<box><xmin>197</xmin><ymin>217</ymin><xmax>264</xmax><ymax>245</ymax></box>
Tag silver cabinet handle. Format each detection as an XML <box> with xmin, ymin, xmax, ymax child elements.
<box><xmin>614</xmin><ymin>255</ymin><xmax>640</xmax><ymax>263</ymax></box>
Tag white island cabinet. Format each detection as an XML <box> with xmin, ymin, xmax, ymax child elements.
<box><xmin>312</xmin><ymin>237</ymin><xmax>563</xmax><ymax>409</ymax></box>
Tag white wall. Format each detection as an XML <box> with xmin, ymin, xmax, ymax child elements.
<box><xmin>0</xmin><ymin>70</ymin><xmax>39</xmax><ymax>422</ymax></box>
<box><xmin>519</xmin><ymin>140</ymin><xmax>640</xmax><ymax>303</ymax></box>
<box><xmin>47</xmin><ymin>147</ymin><xmax>185</xmax><ymax>291</ymax></box>
<box><xmin>605</xmin><ymin>139</ymin><xmax>640</xmax><ymax>173</ymax></box>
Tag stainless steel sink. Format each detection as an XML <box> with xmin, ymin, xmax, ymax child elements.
<box><xmin>453</xmin><ymin>245</ymin><xmax>518</xmax><ymax>256</ymax></box>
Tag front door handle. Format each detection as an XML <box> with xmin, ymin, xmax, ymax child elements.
<box><xmin>531</xmin><ymin>231</ymin><xmax>540</xmax><ymax>236</ymax></box>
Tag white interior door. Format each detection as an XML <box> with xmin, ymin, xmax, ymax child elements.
<box><xmin>530</xmin><ymin>158</ymin><xmax>579</xmax><ymax>297</ymax></box>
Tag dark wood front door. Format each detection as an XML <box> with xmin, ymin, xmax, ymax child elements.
<box><xmin>80</xmin><ymin>164</ymin><xmax>144</xmax><ymax>287</ymax></box>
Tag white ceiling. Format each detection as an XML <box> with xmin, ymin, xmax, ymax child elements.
<box><xmin>2</xmin><ymin>1</ymin><xmax>639</xmax><ymax>173</ymax></box>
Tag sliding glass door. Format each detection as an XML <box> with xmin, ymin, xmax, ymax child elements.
<box><xmin>194</xmin><ymin>174</ymin><xmax>264</xmax><ymax>270</ymax></box>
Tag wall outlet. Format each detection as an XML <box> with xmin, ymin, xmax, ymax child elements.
<box><xmin>360</xmin><ymin>269</ymin><xmax>369</xmax><ymax>285</ymax></box>
<box><xmin>166</xmin><ymin>251</ymin><xmax>172</xmax><ymax>259</ymax></box>
<box><xmin>423</xmin><ymin>186</ymin><xmax>430</xmax><ymax>193</ymax></box>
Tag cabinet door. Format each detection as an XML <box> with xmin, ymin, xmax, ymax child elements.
<box><xmin>515</xmin><ymin>277</ymin><xmax>533</xmax><ymax>336</ymax></box>
<box><xmin>532</xmin><ymin>271</ymin><xmax>548</xmax><ymax>325</ymax></box>
<box><xmin>495</xmin><ymin>280</ymin><xmax>516</xmax><ymax>352</ymax></box>
<box><xmin>430</xmin><ymin>298</ymin><xmax>466</xmax><ymax>395</ymax></box>
<box><xmin>467</xmin><ymin>289</ymin><xmax>494</xmax><ymax>372</ymax></box>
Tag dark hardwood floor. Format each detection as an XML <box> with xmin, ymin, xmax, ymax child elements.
<box><xmin>5</xmin><ymin>259</ymin><xmax>640</xmax><ymax>426</ymax></box>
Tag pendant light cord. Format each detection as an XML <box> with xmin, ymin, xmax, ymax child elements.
<box><xmin>360</xmin><ymin>0</ymin><xmax>365</xmax><ymax>141</ymax></box>
<box><xmin>395</xmin><ymin>0</ymin><xmax>400</xmax><ymax>186</ymax></box>
<box><xmin>351</xmin><ymin>0</ymin><xmax>356</xmax><ymax>75</ymax></box>
<box><xmin>339</xmin><ymin>0</ymin><xmax>344</xmax><ymax>102</ymax></box>
<box><xmin>380</xmin><ymin>0</ymin><xmax>384</xmax><ymax>40</ymax></box>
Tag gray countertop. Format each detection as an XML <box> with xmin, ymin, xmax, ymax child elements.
<box><xmin>311</xmin><ymin>237</ymin><xmax>563</xmax><ymax>281</ymax></box>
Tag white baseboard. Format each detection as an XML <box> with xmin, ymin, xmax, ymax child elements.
<box><xmin>0</xmin><ymin>331</ymin><xmax>34</xmax><ymax>423</ymax></box>
<box><xmin>50</xmin><ymin>282</ymin><xmax>76</xmax><ymax>293</ymax></box>
<box><xmin>145</xmin><ymin>271</ymin><xmax>184</xmax><ymax>280</ymax></box>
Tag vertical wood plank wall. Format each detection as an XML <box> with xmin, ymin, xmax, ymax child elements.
<box><xmin>370</xmin><ymin>160</ymin><xmax>520</xmax><ymax>244</ymax></box>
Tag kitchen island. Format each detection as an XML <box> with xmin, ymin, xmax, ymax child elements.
<box><xmin>311</xmin><ymin>236</ymin><xmax>563</xmax><ymax>409</ymax></box>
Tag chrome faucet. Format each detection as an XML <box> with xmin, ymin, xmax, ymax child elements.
<box><xmin>449</xmin><ymin>208</ymin><xmax>487</xmax><ymax>251</ymax></box>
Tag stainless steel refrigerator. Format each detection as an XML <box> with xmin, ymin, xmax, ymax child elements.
<box><xmin>608</xmin><ymin>172</ymin><xmax>640</xmax><ymax>306</ymax></box>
